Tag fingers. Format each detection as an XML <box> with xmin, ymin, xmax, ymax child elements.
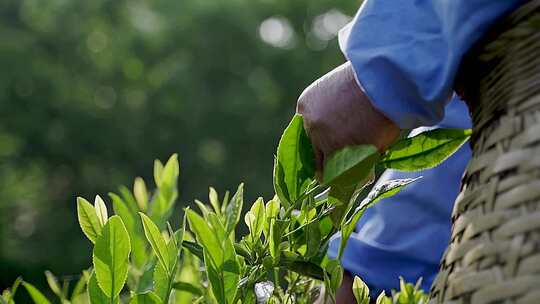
<box><xmin>296</xmin><ymin>61</ymin><xmax>400</xmax><ymax>177</ymax></box>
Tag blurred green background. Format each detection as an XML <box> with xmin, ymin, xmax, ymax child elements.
<box><xmin>0</xmin><ymin>0</ymin><xmax>358</xmax><ymax>293</ymax></box>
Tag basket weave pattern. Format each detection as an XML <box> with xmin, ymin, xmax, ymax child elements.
<box><xmin>429</xmin><ymin>2</ymin><xmax>540</xmax><ymax>303</ymax></box>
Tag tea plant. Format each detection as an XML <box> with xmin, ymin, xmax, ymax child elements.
<box><xmin>1</xmin><ymin>115</ymin><xmax>470</xmax><ymax>304</ymax></box>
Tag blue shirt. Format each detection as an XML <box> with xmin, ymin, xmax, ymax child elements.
<box><xmin>327</xmin><ymin>97</ymin><xmax>471</xmax><ymax>295</ymax></box>
<box><xmin>339</xmin><ymin>0</ymin><xmax>525</xmax><ymax>129</ymax></box>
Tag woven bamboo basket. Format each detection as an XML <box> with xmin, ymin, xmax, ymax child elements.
<box><xmin>429</xmin><ymin>2</ymin><xmax>540</xmax><ymax>303</ymax></box>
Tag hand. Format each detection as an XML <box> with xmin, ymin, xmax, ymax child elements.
<box><xmin>296</xmin><ymin>62</ymin><xmax>400</xmax><ymax>174</ymax></box>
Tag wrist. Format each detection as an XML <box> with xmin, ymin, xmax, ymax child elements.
<box><xmin>344</xmin><ymin>62</ymin><xmax>400</xmax><ymax>152</ymax></box>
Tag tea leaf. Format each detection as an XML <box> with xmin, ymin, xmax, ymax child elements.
<box><xmin>3</xmin><ymin>277</ymin><xmax>22</xmax><ymax>304</ymax></box>
<box><xmin>153</xmin><ymin>160</ymin><xmax>164</xmax><ymax>188</ymax></box>
<box><xmin>305</xmin><ymin>220</ymin><xmax>321</xmax><ymax>259</ymax></box>
<box><xmin>139</xmin><ymin>213</ymin><xmax>171</xmax><ymax>273</ymax></box>
<box><xmin>182</xmin><ymin>240</ymin><xmax>204</xmax><ymax>260</ymax></box>
<box><xmin>323</xmin><ymin>145</ymin><xmax>378</xmax><ymax>229</ymax></box>
<box><xmin>244</xmin><ymin>197</ymin><xmax>265</xmax><ymax>244</ymax></box>
<box><xmin>152</xmin><ymin>154</ymin><xmax>179</xmax><ymax>223</ymax></box>
<box><xmin>279</xmin><ymin>253</ymin><xmax>324</xmax><ymax>280</ymax></box>
<box><xmin>92</xmin><ymin>215</ymin><xmax>131</xmax><ymax>299</ymax></box>
<box><xmin>118</xmin><ymin>186</ymin><xmax>140</xmax><ymax>213</ymax></box>
<box><xmin>225</xmin><ymin>183</ymin><xmax>244</xmax><ymax>236</ymax></box>
<box><xmin>375</xmin><ymin>291</ymin><xmax>391</xmax><ymax>304</ymax></box>
<box><xmin>87</xmin><ymin>272</ymin><xmax>111</xmax><ymax>304</ymax></box>
<box><xmin>186</xmin><ymin>209</ymin><xmax>240</xmax><ymax>304</ymax></box>
<box><xmin>134</xmin><ymin>177</ymin><xmax>149</xmax><ymax>212</ymax></box>
<box><xmin>110</xmin><ymin>193</ymin><xmax>147</xmax><ymax>268</ymax></box>
<box><xmin>209</xmin><ymin>187</ymin><xmax>222</xmax><ymax>216</ymax></box>
<box><xmin>153</xmin><ymin>262</ymin><xmax>169</xmax><ymax>302</ymax></box>
<box><xmin>323</xmin><ymin>145</ymin><xmax>378</xmax><ymax>189</ymax></box>
<box><xmin>94</xmin><ymin>195</ymin><xmax>108</xmax><ymax>227</ymax></box>
<box><xmin>338</xmin><ymin>178</ymin><xmax>419</xmax><ymax>259</ymax></box>
<box><xmin>44</xmin><ymin>271</ymin><xmax>61</xmax><ymax>298</ymax></box>
<box><xmin>172</xmin><ymin>281</ymin><xmax>203</xmax><ymax>296</ymax></box>
<box><xmin>23</xmin><ymin>282</ymin><xmax>50</xmax><ymax>304</ymax></box>
<box><xmin>166</xmin><ymin>226</ymin><xmax>178</xmax><ymax>271</ymax></box>
<box><xmin>381</xmin><ymin>128</ymin><xmax>471</xmax><ymax>171</ymax></box>
<box><xmin>273</xmin><ymin>114</ymin><xmax>316</xmax><ymax>208</ymax></box>
<box><xmin>70</xmin><ymin>273</ymin><xmax>87</xmax><ymax>302</ymax></box>
<box><xmin>129</xmin><ymin>292</ymin><xmax>161</xmax><ymax>304</ymax></box>
<box><xmin>352</xmin><ymin>276</ymin><xmax>370</xmax><ymax>304</ymax></box>
<box><xmin>263</xmin><ymin>198</ymin><xmax>280</xmax><ymax>239</ymax></box>
<box><xmin>326</xmin><ymin>260</ymin><xmax>343</xmax><ymax>294</ymax></box>
<box><xmin>269</xmin><ymin>219</ymin><xmax>287</xmax><ymax>261</ymax></box>
<box><xmin>77</xmin><ymin>197</ymin><xmax>102</xmax><ymax>244</ymax></box>
<box><xmin>358</xmin><ymin>177</ymin><xmax>421</xmax><ymax>211</ymax></box>
<box><xmin>161</xmin><ymin>154</ymin><xmax>179</xmax><ymax>190</ymax></box>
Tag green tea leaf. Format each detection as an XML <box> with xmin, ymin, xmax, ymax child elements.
<box><xmin>273</xmin><ymin>114</ymin><xmax>316</xmax><ymax>208</ymax></box>
<box><xmin>77</xmin><ymin>197</ymin><xmax>103</xmax><ymax>244</ymax></box>
<box><xmin>278</xmin><ymin>253</ymin><xmax>324</xmax><ymax>280</ymax></box>
<box><xmin>208</xmin><ymin>187</ymin><xmax>222</xmax><ymax>216</ymax></box>
<box><xmin>3</xmin><ymin>277</ymin><xmax>22</xmax><ymax>304</ymax></box>
<box><xmin>323</xmin><ymin>145</ymin><xmax>378</xmax><ymax>229</ymax></box>
<box><xmin>326</xmin><ymin>260</ymin><xmax>343</xmax><ymax>294</ymax></box>
<box><xmin>94</xmin><ymin>195</ymin><xmax>108</xmax><ymax>227</ymax></box>
<box><xmin>161</xmin><ymin>154</ymin><xmax>179</xmax><ymax>191</ymax></box>
<box><xmin>225</xmin><ymin>183</ymin><xmax>244</xmax><ymax>236</ymax></box>
<box><xmin>263</xmin><ymin>198</ymin><xmax>280</xmax><ymax>239</ymax></box>
<box><xmin>244</xmin><ymin>197</ymin><xmax>265</xmax><ymax>244</ymax></box>
<box><xmin>153</xmin><ymin>159</ymin><xmax>164</xmax><ymax>188</ymax></box>
<box><xmin>70</xmin><ymin>273</ymin><xmax>87</xmax><ymax>302</ymax></box>
<box><xmin>153</xmin><ymin>262</ymin><xmax>169</xmax><ymax>302</ymax></box>
<box><xmin>129</xmin><ymin>292</ymin><xmax>161</xmax><ymax>304</ymax></box>
<box><xmin>305</xmin><ymin>219</ymin><xmax>321</xmax><ymax>259</ymax></box>
<box><xmin>23</xmin><ymin>282</ymin><xmax>50</xmax><ymax>304</ymax></box>
<box><xmin>375</xmin><ymin>291</ymin><xmax>391</xmax><ymax>304</ymax></box>
<box><xmin>352</xmin><ymin>276</ymin><xmax>370</xmax><ymax>304</ymax></box>
<box><xmin>323</xmin><ymin>145</ymin><xmax>379</xmax><ymax>189</ymax></box>
<box><xmin>182</xmin><ymin>240</ymin><xmax>204</xmax><ymax>260</ymax></box>
<box><xmin>358</xmin><ymin>177</ymin><xmax>421</xmax><ymax>211</ymax></box>
<box><xmin>118</xmin><ymin>186</ymin><xmax>140</xmax><ymax>214</ymax></box>
<box><xmin>87</xmin><ymin>272</ymin><xmax>111</xmax><ymax>304</ymax></box>
<box><xmin>139</xmin><ymin>213</ymin><xmax>171</xmax><ymax>273</ymax></box>
<box><xmin>133</xmin><ymin>177</ymin><xmax>149</xmax><ymax>212</ymax></box>
<box><xmin>269</xmin><ymin>219</ymin><xmax>287</xmax><ymax>261</ymax></box>
<box><xmin>166</xmin><ymin>227</ymin><xmax>178</xmax><ymax>271</ymax></box>
<box><xmin>186</xmin><ymin>209</ymin><xmax>240</xmax><ymax>304</ymax></box>
<box><xmin>338</xmin><ymin>178</ymin><xmax>419</xmax><ymax>259</ymax></box>
<box><xmin>381</xmin><ymin>128</ymin><xmax>471</xmax><ymax>171</ymax></box>
<box><xmin>172</xmin><ymin>281</ymin><xmax>203</xmax><ymax>296</ymax></box>
<box><xmin>194</xmin><ymin>200</ymin><xmax>210</xmax><ymax>220</ymax></box>
<box><xmin>44</xmin><ymin>271</ymin><xmax>61</xmax><ymax>298</ymax></box>
<box><xmin>110</xmin><ymin>193</ymin><xmax>147</xmax><ymax>268</ymax></box>
<box><xmin>92</xmin><ymin>215</ymin><xmax>131</xmax><ymax>299</ymax></box>
<box><xmin>152</xmin><ymin>154</ymin><xmax>179</xmax><ymax>224</ymax></box>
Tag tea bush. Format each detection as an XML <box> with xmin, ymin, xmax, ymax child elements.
<box><xmin>1</xmin><ymin>115</ymin><xmax>470</xmax><ymax>304</ymax></box>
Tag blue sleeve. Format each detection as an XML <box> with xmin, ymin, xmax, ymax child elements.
<box><xmin>339</xmin><ymin>0</ymin><xmax>525</xmax><ymax>129</ymax></box>
<box><xmin>327</xmin><ymin>97</ymin><xmax>472</xmax><ymax>295</ymax></box>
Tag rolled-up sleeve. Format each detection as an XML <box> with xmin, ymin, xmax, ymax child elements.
<box><xmin>339</xmin><ymin>0</ymin><xmax>525</xmax><ymax>129</ymax></box>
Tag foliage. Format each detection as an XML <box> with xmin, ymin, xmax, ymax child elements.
<box><xmin>352</xmin><ymin>276</ymin><xmax>428</xmax><ymax>304</ymax></box>
<box><xmin>1</xmin><ymin>114</ymin><xmax>469</xmax><ymax>303</ymax></box>
<box><xmin>0</xmin><ymin>0</ymin><xmax>359</xmax><ymax>287</ymax></box>
<box><xmin>380</xmin><ymin>128</ymin><xmax>471</xmax><ymax>171</ymax></box>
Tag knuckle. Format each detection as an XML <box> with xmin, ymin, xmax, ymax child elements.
<box><xmin>296</xmin><ymin>90</ymin><xmax>310</xmax><ymax>114</ymax></box>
